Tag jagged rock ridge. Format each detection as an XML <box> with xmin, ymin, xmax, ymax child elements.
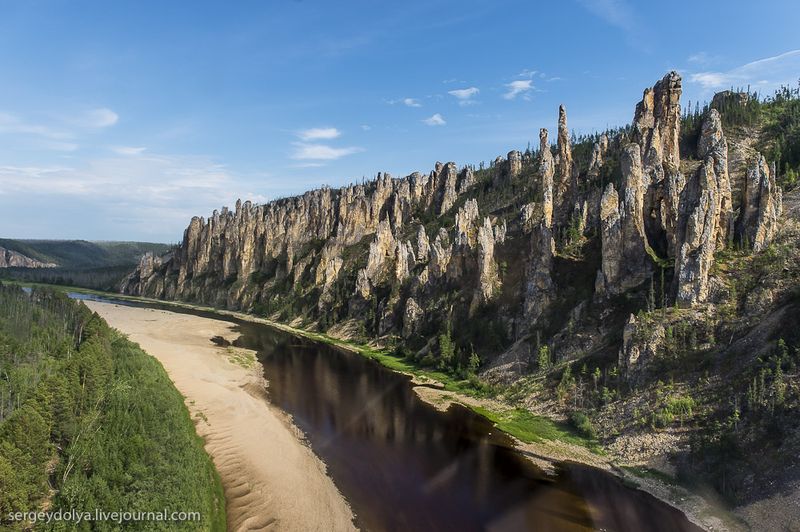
<box><xmin>123</xmin><ymin>71</ymin><xmax>784</xmax><ymax>376</ymax></box>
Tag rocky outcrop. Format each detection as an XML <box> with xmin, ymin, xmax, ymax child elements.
<box><xmin>0</xmin><ymin>247</ymin><xmax>57</xmax><ymax>268</ymax></box>
<box><xmin>429</xmin><ymin>229</ymin><xmax>452</xmax><ymax>278</ymax></box>
<box><xmin>632</xmin><ymin>71</ymin><xmax>684</xmax><ymax>257</ymax></box>
<box><xmin>588</xmin><ymin>134</ymin><xmax>609</xmax><ymax>177</ymax></box>
<box><xmin>556</xmin><ymin>105</ymin><xmax>572</xmax><ymax>182</ymax></box>
<box><xmin>556</xmin><ymin>105</ymin><xmax>573</xmax><ymax>206</ymax></box>
<box><xmin>476</xmin><ymin>217</ymin><xmax>499</xmax><ymax>303</ymax></box>
<box><xmin>454</xmin><ymin>199</ymin><xmax>480</xmax><ymax>247</ymax></box>
<box><xmin>632</xmin><ymin>71</ymin><xmax>682</xmax><ymax>175</ymax></box>
<box><xmin>597</xmin><ymin>144</ymin><xmax>651</xmax><ymax>295</ymax></box>
<box><xmin>403</xmin><ymin>297</ymin><xmax>423</xmax><ymax>338</ymax></box>
<box><xmin>540</xmin><ymin>128</ymin><xmax>555</xmax><ymax>227</ymax></box>
<box><xmin>523</xmin><ymin>141</ymin><xmax>557</xmax><ymax>325</ymax></box>
<box><xmin>738</xmin><ymin>154</ymin><xmax>783</xmax><ymax>251</ymax></box>
<box><xmin>416</xmin><ymin>225</ymin><xmax>430</xmax><ymax>263</ymax></box>
<box><xmin>674</xmin><ymin>109</ymin><xmax>732</xmax><ymax>306</ymax></box>
<box><xmin>507</xmin><ymin>150</ymin><xmax>522</xmax><ymax>178</ymax></box>
<box><xmin>619</xmin><ymin>314</ymin><xmax>665</xmax><ymax>384</ymax></box>
<box><xmin>395</xmin><ymin>241</ymin><xmax>415</xmax><ymax>282</ymax></box>
<box><xmin>122</xmin><ymin>71</ymin><xmax>790</xmax><ymax>382</ymax></box>
<box><xmin>438</xmin><ymin>162</ymin><xmax>460</xmax><ymax>214</ymax></box>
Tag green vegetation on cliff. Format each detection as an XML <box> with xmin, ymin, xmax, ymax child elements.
<box><xmin>0</xmin><ymin>284</ymin><xmax>225</xmax><ymax>530</ymax></box>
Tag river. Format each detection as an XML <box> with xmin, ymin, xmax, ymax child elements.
<box><xmin>72</xmin><ymin>293</ymin><xmax>701</xmax><ymax>532</ymax></box>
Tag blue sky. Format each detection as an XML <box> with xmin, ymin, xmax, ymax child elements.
<box><xmin>1</xmin><ymin>0</ymin><xmax>799</xmax><ymax>242</ymax></box>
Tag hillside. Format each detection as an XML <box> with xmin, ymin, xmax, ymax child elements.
<box><xmin>0</xmin><ymin>285</ymin><xmax>226</xmax><ymax>530</ymax></box>
<box><xmin>121</xmin><ymin>72</ymin><xmax>800</xmax><ymax>526</ymax></box>
<box><xmin>0</xmin><ymin>239</ymin><xmax>171</xmax><ymax>270</ymax></box>
<box><xmin>0</xmin><ymin>240</ymin><xmax>172</xmax><ymax>292</ymax></box>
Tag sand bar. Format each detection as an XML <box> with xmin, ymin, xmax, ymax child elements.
<box><xmin>84</xmin><ymin>300</ymin><xmax>356</xmax><ymax>532</ymax></box>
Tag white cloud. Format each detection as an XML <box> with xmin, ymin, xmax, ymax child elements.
<box><xmin>689</xmin><ymin>49</ymin><xmax>800</xmax><ymax>91</ymax></box>
<box><xmin>0</xmin><ymin>112</ymin><xmax>72</xmax><ymax>140</ymax></box>
<box><xmin>360</xmin><ymin>124</ymin><xmax>371</xmax><ymax>131</ymax></box>
<box><xmin>84</xmin><ymin>107</ymin><xmax>119</xmax><ymax>128</ymax></box>
<box><xmin>290</xmin><ymin>162</ymin><xmax>327</xmax><ymax>168</ymax></box>
<box><xmin>0</xmin><ymin>154</ymin><xmax>232</xmax><ymax>200</ymax></box>
<box><xmin>422</xmin><ymin>113</ymin><xmax>446</xmax><ymax>126</ymax></box>
<box><xmin>112</xmin><ymin>146</ymin><xmax>147</xmax><ymax>155</ymax></box>
<box><xmin>448</xmin><ymin>87</ymin><xmax>479</xmax><ymax>106</ymax></box>
<box><xmin>297</xmin><ymin>127</ymin><xmax>342</xmax><ymax>141</ymax></box>
<box><xmin>517</xmin><ymin>69</ymin><xmax>538</xmax><ymax>79</ymax></box>
<box><xmin>403</xmin><ymin>98</ymin><xmax>422</xmax><ymax>107</ymax></box>
<box><xmin>503</xmin><ymin>80</ymin><xmax>534</xmax><ymax>100</ymax></box>
<box><xmin>291</xmin><ymin>142</ymin><xmax>364</xmax><ymax>160</ymax></box>
<box><xmin>0</xmin><ymin>151</ymin><xmax>291</xmax><ymax>241</ymax></box>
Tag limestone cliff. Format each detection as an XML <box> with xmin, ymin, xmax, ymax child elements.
<box><xmin>123</xmin><ymin>71</ymin><xmax>786</xmax><ymax>375</ymax></box>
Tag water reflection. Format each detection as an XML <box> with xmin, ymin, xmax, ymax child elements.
<box><xmin>236</xmin><ymin>323</ymin><xmax>699</xmax><ymax>532</ymax></box>
<box><xmin>66</xmin><ymin>293</ymin><xmax>699</xmax><ymax>532</ymax></box>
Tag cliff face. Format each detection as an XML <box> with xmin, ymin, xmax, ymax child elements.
<box><xmin>0</xmin><ymin>247</ymin><xmax>57</xmax><ymax>268</ymax></box>
<box><xmin>123</xmin><ymin>71</ymin><xmax>784</xmax><ymax>371</ymax></box>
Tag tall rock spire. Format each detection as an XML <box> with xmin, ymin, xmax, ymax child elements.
<box><xmin>539</xmin><ymin>128</ymin><xmax>555</xmax><ymax>228</ymax></box>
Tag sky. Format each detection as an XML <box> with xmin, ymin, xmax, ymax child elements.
<box><xmin>1</xmin><ymin>0</ymin><xmax>799</xmax><ymax>243</ymax></box>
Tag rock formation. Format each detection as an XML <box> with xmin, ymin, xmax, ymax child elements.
<box><xmin>588</xmin><ymin>134</ymin><xmax>608</xmax><ymax>177</ymax></box>
<box><xmin>121</xmin><ymin>71</ymin><xmax>788</xmax><ymax>382</ymax></box>
<box><xmin>553</xmin><ymin>104</ymin><xmax>575</xmax><ymax>218</ymax></box>
<box><xmin>674</xmin><ymin>109</ymin><xmax>732</xmax><ymax>306</ymax></box>
<box><xmin>597</xmin><ymin>144</ymin><xmax>651</xmax><ymax>295</ymax></box>
<box><xmin>738</xmin><ymin>154</ymin><xmax>783</xmax><ymax>251</ymax></box>
<box><xmin>507</xmin><ymin>150</ymin><xmax>522</xmax><ymax>178</ymax></box>
<box><xmin>539</xmin><ymin>128</ymin><xmax>555</xmax><ymax>227</ymax></box>
<box><xmin>0</xmin><ymin>247</ymin><xmax>57</xmax><ymax>268</ymax></box>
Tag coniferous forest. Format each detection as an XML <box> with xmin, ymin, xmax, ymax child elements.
<box><xmin>0</xmin><ymin>285</ymin><xmax>225</xmax><ymax>530</ymax></box>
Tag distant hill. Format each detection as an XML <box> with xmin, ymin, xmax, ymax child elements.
<box><xmin>0</xmin><ymin>239</ymin><xmax>170</xmax><ymax>269</ymax></box>
<box><xmin>0</xmin><ymin>239</ymin><xmax>172</xmax><ymax>291</ymax></box>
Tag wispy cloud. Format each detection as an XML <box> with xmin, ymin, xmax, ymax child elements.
<box><xmin>297</xmin><ymin>127</ymin><xmax>341</xmax><ymax>141</ymax></box>
<box><xmin>112</xmin><ymin>146</ymin><xmax>147</xmax><ymax>156</ymax></box>
<box><xmin>0</xmin><ymin>153</ymin><xmax>278</xmax><ymax>239</ymax></box>
<box><xmin>448</xmin><ymin>87</ymin><xmax>479</xmax><ymax>106</ymax></box>
<box><xmin>517</xmin><ymin>69</ymin><xmax>538</xmax><ymax>79</ymax></box>
<box><xmin>0</xmin><ymin>112</ymin><xmax>72</xmax><ymax>140</ymax></box>
<box><xmin>503</xmin><ymin>80</ymin><xmax>534</xmax><ymax>100</ymax></box>
<box><xmin>360</xmin><ymin>124</ymin><xmax>371</xmax><ymax>131</ymax></box>
<box><xmin>422</xmin><ymin>113</ymin><xmax>446</xmax><ymax>126</ymax></box>
<box><xmin>686</xmin><ymin>52</ymin><xmax>723</xmax><ymax>67</ymax></box>
<box><xmin>689</xmin><ymin>49</ymin><xmax>800</xmax><ymax>91</ymax></box>
<box><xmin>82</xmin><ymin>107</ymin><xmax>119</xmax><ymax>128</ymax></box>
<box><xmin>387</xmin><ymin>97</ymin><xmax>422</xmax><ymax>107</ymax></box>
<box><xmin>291</xmin><ymin>142</ymin><xmax>364</xmax><ymax>160</ymax></box>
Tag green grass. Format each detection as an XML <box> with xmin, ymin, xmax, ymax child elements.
<box><xmin>473</xmin><ymin>406</ymin><xmax>601</xmax><ymax>451</ymax></box>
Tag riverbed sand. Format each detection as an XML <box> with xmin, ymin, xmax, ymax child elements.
<box><xmin>84</xmin><ymin>301</ymin><xmax>356</xmax><ymax>532</ymax></box>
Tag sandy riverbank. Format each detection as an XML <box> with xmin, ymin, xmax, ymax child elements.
<box><xmin>84</xmin><ymin>300</ymin><xmax>355</xmax><ymax>532</ymax></box>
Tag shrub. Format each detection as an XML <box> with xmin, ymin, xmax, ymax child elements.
<box><xmin>569</xmin><ymin>411</ymin><xmax>597</xmax><ymax>439</ymax></box>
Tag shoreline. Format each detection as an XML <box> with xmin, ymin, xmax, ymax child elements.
<box><xmin>83</xmin><ymin>300</ymin><xmax>356</xmax><ymax>532</ymax></box>
<box><xmin>19</xmin><ymin>281</ymin><xmax>734</xmax><ymax>530</ymax></box>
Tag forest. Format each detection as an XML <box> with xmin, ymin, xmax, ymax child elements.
<box><xmin>0</xmin><ymin>284</ymin><xmax>225</xmax><ymax>530</ymax></box>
